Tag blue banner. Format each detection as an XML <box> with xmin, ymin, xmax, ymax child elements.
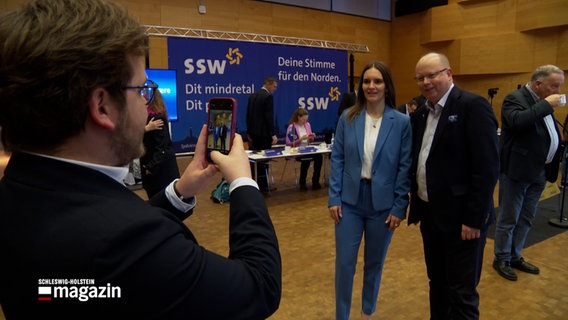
<box><xmin>167</xmin><ymin>37</ymin><xmax>347</xmax><ymax>153</ymax></box>
<box><xmin>146</xmin><ymin>69</ymin><xmax>178</xmax><ymax>121</ymax></box>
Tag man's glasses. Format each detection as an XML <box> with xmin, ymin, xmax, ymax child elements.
<box><xmin>121</xmin><ymin>79</ymin><xmax>158</xmax><ymax>105</ymax></box>
<box><xmin>415</xmin><ymin>68</ymin><xmax>448</xmax><ymax>83</ymax></box>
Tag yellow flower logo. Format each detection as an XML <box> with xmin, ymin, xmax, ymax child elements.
<box><xmin>225</xmin><ymin>47</ymin><xmax>243</xmax><ymax>65</ymax></box>
<box><xmin>328</xmin><ymin>86</ymin><xmax>340</xmax><ymax>101</ymax></box>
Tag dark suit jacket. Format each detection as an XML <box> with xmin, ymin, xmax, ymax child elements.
<box><xmin>500</xmin><ymin>86</ymin><xmax>561</xmax><ymax>183</ymax></box>
<box><xmin>220</xmin><ymin>124</ymin><xmax>229</xmax><ymax>149</ymax></box>
<box><xmin>0</xmin><ymin>153</ymin><xmax>281</xmax><ymax>319</ymax></box>
<box><xmin>141</xmin><ymin>113</ymin><xmax>180</xmax><ymax>198</ymax></box>
<box><xmin>220</xmin><ymin>124</ymin><xmax>228</xmax><ymax>139</ymax></box>
<box><xmin>246</xmin><ymin>88</ymin><xmax>275</xmax><ymax>143</ymax></box>
<box><xmin>408</xmin><ymin>86</ymin><xmax>499</xmax><ymax>232</ymax></box>
<box><xmin>337</xmin><ymin>92</ymin><xmax>356</xmax><ymax>117</ymax></box>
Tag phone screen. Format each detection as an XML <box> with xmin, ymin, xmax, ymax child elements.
<box><xmin>206</xmin><ymin>97</ymin><xmax>237</xmax><ymax>162</ymax></box>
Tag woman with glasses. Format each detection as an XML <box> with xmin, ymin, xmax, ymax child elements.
<box><xmin>140</xmin><ymin>89</ymin><xmax>180</xmax><ymax>198</ymax></box>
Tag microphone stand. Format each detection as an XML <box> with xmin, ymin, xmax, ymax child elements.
<box><xmin>550</xmin><ymin>120</ymin><xmax>568</xmax><ymax>228</ymax></box>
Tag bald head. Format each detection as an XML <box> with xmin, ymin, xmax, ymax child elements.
<box><xmin>416</xmin><ymin>53</ymin><xmax>451</xmax><ymax>70</ymax></box>
<box><xmin>415</xmin><ymin>52</ymin><xmax>453</xmax><ymax>105</ymax></box>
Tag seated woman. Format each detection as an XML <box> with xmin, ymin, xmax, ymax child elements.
<box><xmin>285</xmin><ymin>108</ymin><xmax>323</xmax><ymax>190</ymax></box>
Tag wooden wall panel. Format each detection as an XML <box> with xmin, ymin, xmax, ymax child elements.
<box><xmin>390</xmin><ymin>12</ymin><xmax>429</xmax><ymax>102</ymax></box>
<box><xmin>531</xmin><ymin>30</ymin><xmax>564</xmax><ymax>68</ymax></box>
<box><xmin>160</xmin><ymin>5</ymin><xmax>197</xmax><ymax>28</ymax></box>
<box><xmin>458</xmin><ymin>33</ymin><xmax>534</xmax><ymax>74</ymax></box>
<box><xmin>516</xmin><ymin>0</ymin><xmax>568</xmax><ymax>31</ymax></box>
<box><xmin>420</xmin><ymin>4</ymin><xmax>463</xmax><ymax>44</ymax></box>
<box><xmin>148</xmin><ymin>37</ymin><xmax>168</xmax><ymax>69</ymax></box>
<box><xmin>121</xmin><ymin>0</ymin><xmax>161</xmax><ymax>25</ymax></box>
<box><xmin>272</xmin><ymin>6</ymin><xmax>311</xmax><ymax>38</ymax></box>
<box><xmin>558</xmin><ymin>28</ymin><xmax>568</xmax><ymax>69</ymax></box>
<box><xmin>459</xmin><ymin>0</ymin><xmax>516</xmax><ymax>37</ymax></box>
<box><xmin>232</xmin><ymin>1</ymin><xmax>274</xmax><ymax>34</ymax></box>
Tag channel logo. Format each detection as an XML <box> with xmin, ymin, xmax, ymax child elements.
<box><xmin>38</xmin><ymin>286</ymin><xmax>52</xmax><ymax>301</ymax></box>
<box><xmin>37</xmin><ymin>279</ymin><xmax>121</xmax><ymax>302</ymax></box>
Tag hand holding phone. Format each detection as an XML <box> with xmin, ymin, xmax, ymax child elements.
<box><xmin>206</xmin><ymin>97</ymin><xmax>237</xmax><ymax>163</ymax></box>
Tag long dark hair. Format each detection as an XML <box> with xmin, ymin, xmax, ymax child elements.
<box><xmin>346</xmin><ymin>61</ymin><xmax>396</xmax><ymax>124</ymax></box>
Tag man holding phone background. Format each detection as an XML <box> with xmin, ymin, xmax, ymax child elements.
<box><xmin>246</xmin><ymin>76</ymin><xmax>278</xmax><ymax>193</ymax></box>
<box><xmin>0</xmin><ymin>0</ymin><xmax>281</xmax><ymax>318</ymax></box>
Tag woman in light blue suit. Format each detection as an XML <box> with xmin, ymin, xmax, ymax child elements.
<box><xmin>328</xmin><ymin>61</ymin><xmax>412</xmax><ymax>320</ymax></box>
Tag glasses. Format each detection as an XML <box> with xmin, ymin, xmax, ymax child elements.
<box><xmin>121</xmin><ymin>79</ymin><xmax>158</xmax><ymax>105</ymax></box>
<box><xmin>415</xmin><ymin>68</ymin><xmax>448</xmax><ymax>83</ymax></box>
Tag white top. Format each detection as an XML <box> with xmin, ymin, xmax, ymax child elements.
<box><xmin>296</xmin><ymin>124</ymin><xmax>308</xmax><ymax>147</ymax></box>
<box><xmin>361</xmin><ymin>111</ymin><xmax>382</xmax><ymax>179</ymax></box>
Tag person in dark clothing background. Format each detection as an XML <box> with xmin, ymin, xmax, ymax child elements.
<box><xmin>493</xmin><ymin>65</ymin><xmax>565</xmax><ymax>281</ymax></box>
<box><xmin>246</xmin><ymin>76</ymin><xmax>278</xmax><ymax>192</ymax></box>
<box><xmin>337</xmin><ymin>89</ymin><xmax>357</xmax><ymax>117</ymax></box>
<box><xmin>141</xmin><ymin>90</ymin><xmax>180</xmax><ymax>198</ymax></box>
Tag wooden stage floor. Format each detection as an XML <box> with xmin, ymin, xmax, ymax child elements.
<box><xmin>174</xmin><ymin>160</ymin><xmax>568</xmax><ymax>320</ymax></box>
<box><xmin>2</xmin><ymin>156</ymin><xmax>566</xmax><ymax>319</ymax></box>
<box><xmin>174</xmin><ymin>157</ymin><xmax>568</xmax><ymax>319</ymax></box>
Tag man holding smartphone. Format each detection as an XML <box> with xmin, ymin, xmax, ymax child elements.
<box><xmin>246</xmin><ymin>76</ymin><xmax>278</xmax><ymax>193</ymax></box>
<box><xmin>0</xmin><ymin>0</ymin><xmax>281</xmax><ymax>318</ymax></box>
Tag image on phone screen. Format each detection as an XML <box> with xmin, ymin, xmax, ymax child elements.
<box><xmin>207</xmin><ymin>110</ymin><xmax>232</xmax><ymax>153</ymax></box>
<box><xmin>206</xmin><ymin>98</ymin><xmax>236</xmax><ymax>162</ymax></box>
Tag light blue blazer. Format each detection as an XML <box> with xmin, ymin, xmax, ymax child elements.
<box><xmin>328</xmin><ymin>106</ymin><xmax>412</xmax><ymax>219</ymax></box>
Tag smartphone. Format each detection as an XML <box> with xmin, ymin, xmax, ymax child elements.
<box><xmin>206</xmin><ymin>97</ymin><xmax>237</xmax><ymax>163</ymax></box>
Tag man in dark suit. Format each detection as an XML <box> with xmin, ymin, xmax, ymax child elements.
<box><xmin>213</xmin><ymin>122</ymin><xmax>221</xmax><ymax>148</ymax></box>
<box><xmin>494</xmin><ymin>65</ymin><xmax>565</xmax><ymax>281</ymax></box>
<box><xmin>246</xmin><ymin>76</ymin><xmax>278</xmax><ymax>192</ymax></box>
<box><xmin>408</xmin><ymin>53</ymin><xmax>499</xmax><ymax>319</ymax></box>
<box><xmin>0</xmin><ymin>1</ymin><xmax>281</xmax><ymax>319</ymax></box>
<box><xmin>220</xmin><ymin>121</ymin><xmax>228</xmax><ymax>151</ymax></box>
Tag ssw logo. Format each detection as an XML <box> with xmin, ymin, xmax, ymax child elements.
<box><xmin>298</xmin><ymin>97</ymin><xmax>329</xmax><ymax>110</ymax></box>
<box><xmin>184</xmin><ymin>58</ymin><xmax>227</xmax><ymax>75</ymax></box>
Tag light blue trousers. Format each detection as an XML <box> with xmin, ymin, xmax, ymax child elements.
<box><xmin>335</xmin><ymin>181</ymin><xmax>393</xmax><ymax>320</ymax></box>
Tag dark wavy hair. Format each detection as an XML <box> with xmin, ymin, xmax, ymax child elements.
<box><xmin>0</xmin><ymin>0</ymin><xmax>148</xmax><ymax>152</ymax></box>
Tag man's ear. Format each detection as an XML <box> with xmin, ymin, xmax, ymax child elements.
<box><xmin>88</xmin><ymin>88</ymin><xmax>117</xmax><ymax>130</ymax></box>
